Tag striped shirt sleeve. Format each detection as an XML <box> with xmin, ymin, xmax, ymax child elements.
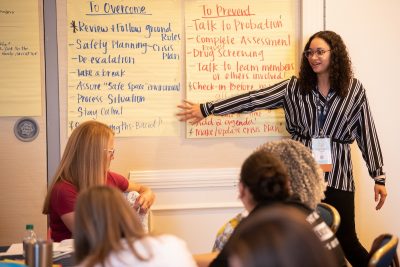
<box><xmin>200</xmin><ymin>77</ymin><xmax>291</xmax><ymax>116</ymax></box>
<box><xmin>353</xmin><ymin>87</ymin><xmax>384</xmax><ymax>178</ymax></box>
<box><xmin>197</xmin><ymin>76</ymin><xmax>385</xmax><ymax>191</ymax></box>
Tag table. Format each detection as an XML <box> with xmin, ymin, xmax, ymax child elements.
<box><xmin>0</xmin><ymin>246</ymin><xmax>74</xmax><ymax>267</ymax></box>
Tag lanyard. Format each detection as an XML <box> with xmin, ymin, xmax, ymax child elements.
<box><xmin>316</xmin><ymin>88</ymin><xmax>334</xmax><ymax>136</ymax></box>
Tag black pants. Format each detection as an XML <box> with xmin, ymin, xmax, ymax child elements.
<box><xmin>323</xmin><ymin>187</ymin><xmax>369</xmax><ymax>267</ymax></box>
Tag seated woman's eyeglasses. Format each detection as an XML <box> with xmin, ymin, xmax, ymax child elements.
<box><xmin>304</xmin><ymin>49</ymin><xmax>331</xmax><ymax>58</ymax></box>
<box><xmin>104</xmin><ymin>148</ymin><xmax>115</xmax><ymax>156</ymax></box>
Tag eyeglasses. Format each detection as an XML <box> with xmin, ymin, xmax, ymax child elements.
<box><xmin>303</xmin><ymin>49</ymin><xmax>331</xmax><ymax>58</ymax></box>
<box><xmin>104</xmin><ymin>148</ymin><xmax>115</xmax><ymax>156</ymax></box>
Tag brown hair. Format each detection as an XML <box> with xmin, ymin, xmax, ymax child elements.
<box><xmin>240</xmin><ymin>150</ymin><xmax>290</xmax><ymax>204</ymax></box>
<box><xmin>43</xmin><ymin>121</ymin><xmax>114</xmax><ymax>214</ymax></box>
<box><xmin>74</xmin><ymin>186</ymin><xmax>150</xmax><ymax>267</ymax></box>
<box><xmin>299</xmin><ymin>30</ymin><xmax>353</xmax><ymax>98</ymax></box>
<box><xmin>225</xmin><ymin>205</ymin><xmax>337</xmax><ymax>267</ymax></box>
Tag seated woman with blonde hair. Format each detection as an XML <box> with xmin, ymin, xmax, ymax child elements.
<box><xmin>74</xmin><ymin>185</ymin><xmax>197</xmax><ymax>267</ymax></box>
<box><xmin>42</xmin><ymin>121</ymin><xmax>155</xmax><ymax>242</ymax></box>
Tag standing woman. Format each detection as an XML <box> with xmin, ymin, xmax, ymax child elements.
<box><xmin>178</xmin><ymin>31</ymin><xmax>387</xmax><ymax>266</ymax></box>
<box><xmin>42</xmin><ymin>121</ymin><xmax>155</xmax><ymax>242</ymax></box>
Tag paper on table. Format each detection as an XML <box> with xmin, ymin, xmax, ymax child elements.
<box><xmin>53</xmin><ymin>239</ymin><xmax>73</xmax><ymax>253</ymax></box>
<box><xmin>52</xmin><ymin>239</ymin><xmax>74</xmax><ymax>260</ymax></box>
<box><xmin>0</xmin><ymin>243</ymin><xmax>23</xmax><ymax>257</ymax></box>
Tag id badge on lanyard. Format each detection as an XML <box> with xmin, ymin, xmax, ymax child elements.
<box><xmin>312</xmin><ymin>90</ymin><xmax>333</xmax><ymax>172</ymax></box>
<box><xmin>312</xmin><ymin>137</ymin><xmax>332</xmax><ymax>172</ymax></box>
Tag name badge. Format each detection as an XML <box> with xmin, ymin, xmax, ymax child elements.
<box><xmin>311</xmin><ymin>137</ymin><xmax>332</xmax><ymax>172</ymax></box>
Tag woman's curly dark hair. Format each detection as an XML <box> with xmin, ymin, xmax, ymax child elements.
<box><xmin>240</xmin><ymin>150</ymin><xmax>290</xmax><ymax>204</ymax></box>
<box><xmin>298</xmin><ymin>31</ymin><xmax>353</xmax><ymax>98</ymax></box>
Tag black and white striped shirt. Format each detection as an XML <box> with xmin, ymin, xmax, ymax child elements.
<box><xmin>200</xmin><ymin>76</ymin><xmax>384</xmax><ymax>191</ymax></box>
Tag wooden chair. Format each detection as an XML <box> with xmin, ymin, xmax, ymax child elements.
<box><xmin>316</xmin><ymin>202</ymin><xmax>341</xmax><ymax>234</ymax></box>
<box><xmin>369</xmin><ymin>234</ymin><xmax>399</xmax><ymax>267</ymax></box>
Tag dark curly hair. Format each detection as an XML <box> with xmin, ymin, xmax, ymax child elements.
<box><xmin>298</xmin><ymin>31</ymin><xmax>353</xmax><ymax>98</ymax></box>
<box><xmin>240</xmin><ymin>150</ymin><xmax>290</xmax><ymax>204</ymax></box>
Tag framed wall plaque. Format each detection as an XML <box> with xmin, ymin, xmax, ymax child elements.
<box><xmin>14</xmin><ymin>117</ymin><xmax>39</xmax><ymax>142</ymax></box>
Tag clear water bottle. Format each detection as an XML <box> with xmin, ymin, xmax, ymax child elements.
<box><xmin>23</xmin><ymin>224</ymin><xmax>37</xmax><ymax>259</ymax></box>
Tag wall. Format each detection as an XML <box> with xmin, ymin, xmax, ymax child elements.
<box><xmin>0</xmin><ymin>1</ymin><xmax>47</xmax><ymax>245</ymax></box>
<box><xmin>55</xmin><ymin>0</ymin><xmax>324</xmax><ymax>253</ymax></box>
<box><xmin>56</xmin><ymin>0</ymin><xmax>293</xmax><ymax>176</ymax></box>
<box><xmin>326</xmin><ymin>0</ymin><xmax>400</xmax><ymax>255</ymax></box>
<box><xmin>131</xmin><ymin>168</ymin><xmax>243</xmax><ymax>253</ymax></box>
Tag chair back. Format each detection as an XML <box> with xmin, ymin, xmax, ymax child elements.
<box><xmin>369</xmin><ymin>234</ymin><xmax>399</xmax><ymax>267</ymax></box>
<box><xmin>316</xmin><ymin>202</ymin><xmax>340</xmax><ymax>234</ymax></box>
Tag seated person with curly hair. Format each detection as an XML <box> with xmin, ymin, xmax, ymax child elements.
<box><xmin>200</xmin><ymin>140</ymin><xmax>346</xmax><ymax>267</ymax></box>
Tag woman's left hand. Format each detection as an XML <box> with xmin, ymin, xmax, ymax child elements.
<box><xmin>127</xmin><ymin>182</ymin><xmax>156</xmax><ymax>213</ymax></box>
<box><xmin>136</xmin><ymin>189</ymin><xmax>155</xmax><ymax>213</ymax></box>
<box><xmin>374</xmin><ymin>184</ymin><xmax>387</xmax><ymax>210</ymax></box>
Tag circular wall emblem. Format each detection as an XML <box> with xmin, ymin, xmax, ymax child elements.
<box><xmin>14</xmin><ymin>117</ymin><xmax>39</xmax><ymax>142</ymax></box>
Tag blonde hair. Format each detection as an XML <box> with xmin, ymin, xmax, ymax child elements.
<box><xmin>257</xmin><ymin>139</ymin><xmax>326</xmax><ymax>209</ymax></box>
<box><xmin>43</xmin><ymin>121</ymin><xmax>114</xmax><ymax>214</ymax></box>
<box><xmin>74</xmin><ymin>186</ymin><xmax>149</xmax><ymax>267</ymax></box>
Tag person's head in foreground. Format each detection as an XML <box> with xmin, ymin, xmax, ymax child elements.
<box><xmin>74</xmin><ymin>185</ymin><xmax>146</xmax><ymax>267</ymax></box>
<box><xmin>225</xmin><ymin>205</ymin><xmax>337</xmax><ymax>267</ymax></box>
<box><xmin>257</xmin><ymin>139</ymin><xmax>326</xmax><ymax>209</ymax></box>
<box><xmin>74</xmin><ymin>185</ymin><xmax>197</xmax><ymax>267</ymax></box>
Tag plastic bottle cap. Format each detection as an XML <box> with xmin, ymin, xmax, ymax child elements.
<box><xmin>26</xmin><ymin>224</ymin><xmax>34</xmax><ymax>230</ymax></box>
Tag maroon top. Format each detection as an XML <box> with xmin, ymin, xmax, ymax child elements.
<box><xmin>49</xmin><ymin>171</ymin><xmax>129</xmax><ymax>242</ymax></box>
